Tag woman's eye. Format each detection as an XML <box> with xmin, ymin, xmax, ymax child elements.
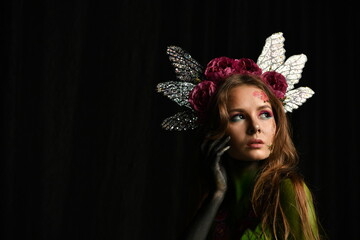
<box><xmin>259</xmin><ymin>111</ymin><xmax>273</xmax><ymax>119</ymax></box>
<box><xmin>230</xmin><ymin>114</ymin><xmax>245</xmax><ymax>122</ymax></box>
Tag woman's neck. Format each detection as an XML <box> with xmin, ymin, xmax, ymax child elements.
<box><xmin>223</xmin><ymin>153</ymin><xmax>264</xmax><ymax>203</ymax></box>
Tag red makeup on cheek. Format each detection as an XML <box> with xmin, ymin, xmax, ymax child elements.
<box><xmin>253</xmin><ymin>90</ymin><xmax>269</xmax><ymax>102</ymax></box>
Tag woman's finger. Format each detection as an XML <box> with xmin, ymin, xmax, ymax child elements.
<box><xmin>214</xmin><ymin>136</ymin><xmax>231</xmax><ymax>154</ymax></box>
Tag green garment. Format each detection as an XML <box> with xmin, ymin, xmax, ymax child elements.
<box><xmin>240</xmin><ymin>179</ymin><xmax>319</xmax><ymax>240</ymax></box>
<box><xmin>208</xmin><ymin>155</ymin><xmax>319</xmax><ymax>240</ymax></box>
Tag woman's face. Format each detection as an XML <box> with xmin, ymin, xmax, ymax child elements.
<box><xmin>225</xmin><ymin>85</ymin><xmax>276</xmax><ymax>161</ymax></box>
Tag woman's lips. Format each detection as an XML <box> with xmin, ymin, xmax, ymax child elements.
<box><xmin>247</xmin><ymin>139</ymin><xmax>264</xmax><ymax>148</ymax></box>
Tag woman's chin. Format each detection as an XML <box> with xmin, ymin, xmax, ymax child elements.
<box><xmin>228</xmin><ymin>149</ymin><xmax>270</xmax><ymax>161</ymax></box>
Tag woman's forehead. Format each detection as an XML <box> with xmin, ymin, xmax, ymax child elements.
<box><xmin>227</xmin><ymin>85</ymin><xmax>270</xmax><ymax>107</ymax></box>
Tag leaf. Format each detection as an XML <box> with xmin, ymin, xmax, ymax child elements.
<box><xmin>256</xmin><ymin>32</ymin><xmax>286</xmax><ymax>72</ymax></box>
<box><xmin>156</xmin><ymin>81</ymin><xmax>195</xmax><ymax>108</ymax></box>
<box><xmin>276</xmin><ymin>54</ymin><xmax>307</xmax><ymax>91</ymax></box>
<box><xmin>283</xmin><ymin>87</ymin><xmax>315</xmax><ymax>112</ymax></box>
<box><xmin>167</xmin><ymin>46</ymin><xmax>204</xmax><ymax>83</ymax></box>
<box><xmin>161</xmin><ymin>110</ymin><xmax>198</xmax><ymax>131</ymax></box>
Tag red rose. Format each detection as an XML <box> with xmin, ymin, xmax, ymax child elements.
<box><xmin>188</xmin><ymin>80</ymin><xmax>218</xmax><ymax>121</ymax></box>
<box><xmin>204</xmin><ymin>57</ymin><xmax>237</xmax><ymax>83</ymax></box>
<box><xmin>261</xmin><ymin>71</ymin><xmax>288</xmax><ymax>99</ymax></box>
<box><xmin>233</xmin><ymin>58</ymin><xmax>262</xmax><ymax>75</ymax></box>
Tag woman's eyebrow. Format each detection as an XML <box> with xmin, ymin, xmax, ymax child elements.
<box><xmin>257</xmin><ymin>105</ymin><xmax>272</xmax><ymax>110</ymax></box>
<box><xmin>228</xmin><ymin>108</ymin><xmax>244</xmax><ymax>113</ymax></box>
<box><xmin>228</xmin><ymin>105</ymin><xmax>272</xmax><ymax>113</ymax></box>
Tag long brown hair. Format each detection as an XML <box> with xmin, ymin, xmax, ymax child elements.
<box><xmin>203</xmin><ymin>74</ymin><xmax>320</xmax><ymax>239</ymax></box>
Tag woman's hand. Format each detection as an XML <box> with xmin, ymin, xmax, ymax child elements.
<box><xmin>201</xmin><ymin>136</ymin><xmax>231</xmax><ymax>196</ymax></box>
<box><xmin>184</xmin><ymin>136</ymin><xmax>231</xmax><ymax>240</ymax></box>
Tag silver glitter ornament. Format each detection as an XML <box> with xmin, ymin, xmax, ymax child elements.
<box><xmin>157</xmin><ymin>32</ymin><xmax>315</xmax><ymax>131</ymax></box>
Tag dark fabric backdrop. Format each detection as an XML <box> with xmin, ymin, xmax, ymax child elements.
<box><xmin>2</xmin><ymin>1</ymin><xmax>359</xmax><ymax>239</ymax></box>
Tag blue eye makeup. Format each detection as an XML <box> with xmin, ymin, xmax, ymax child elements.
<box><xmin>259</xmin><ymin>110</ymin><xmax>273</xmax><ymax>119</ymax></box>
<box><xmin>229</xmin><ymin>110</ymin><xmax>273</xmax><ymax>122</ymax></box>
<box><xmin>229</xmin><ymin>113</ymin><xmax>245</xmax><ymax>122</ymax></box>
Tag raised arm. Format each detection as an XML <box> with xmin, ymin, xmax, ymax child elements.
<box><xmin>184</xmin><ymin>136</ymin><xmax>230</xmax><ymax>240</ymax></box>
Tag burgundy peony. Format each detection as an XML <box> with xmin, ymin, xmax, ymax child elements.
<box><xmin>232</xmin><ymin>58</ymin><xmax>262</xmax><ymax>76</ymax></box>
<box><xmin>204</xmin><ymin>57</ymin><xmax>237</xmax><ymax>83</ymax></box>
<box><xmin>204</xmin><ymin>57</ymin><xmax>263</xmax><ymax>83</ymax></box>
<box><xmin>188</xmin><ymin>80</ymin><xmax>218</xmax><ymax>121</ymax></box>
<box><xmin>190</xmin><ymin>57</ymin><xmax>287</xmax><ymax>123</ymax></box>
<box><xmin>261</xmin><ymin>71</ymin><xmax>288</xmax><ymax>99</ymax></box>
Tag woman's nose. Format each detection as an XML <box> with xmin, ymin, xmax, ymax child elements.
<box><xmin>247</xmin><ymin>122</ymin><xmax>261</xmax><ymax>135</ymax></box>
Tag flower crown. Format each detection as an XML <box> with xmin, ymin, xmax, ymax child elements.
<box><xmin>157</xmin><ymin>32</ymin><xmax>314</xmax><ymax>131</ymax></box>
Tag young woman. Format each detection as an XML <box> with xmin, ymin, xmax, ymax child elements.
<box><xmin>157</xmin><ymin>33</ymin><xmax>322</xmax><ymax>239</ymax></box>
<box><xmin>184</xmin><ymin>74</ymin><xmax>320</xmax><ymax>240</ymax></box>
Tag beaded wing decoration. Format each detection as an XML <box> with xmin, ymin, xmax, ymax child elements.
<box><xmin>157</xmin><ymin>46</ymin><xmax>203</xmax><ymax>130</ymax></box>
<box><xmin>157</xmin><ymin>32</ymin><xmax>314</xmax><ymax>131</ymax></box>
<box><xmin>256</xmin><ymin>32</ymin><xmax>314</xmax><ymax>112</ymax></box>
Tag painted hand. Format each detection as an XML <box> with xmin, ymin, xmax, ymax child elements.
<box><xmin>201</xmin><ymin>136</ymin><xmax>231</xmax><ymax>195</ymax></box>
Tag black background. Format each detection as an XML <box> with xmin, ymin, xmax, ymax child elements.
<box><xmin>2</xmin><ymin>1</ymin><xmax>359</xmax><ymax>239</ymax></box>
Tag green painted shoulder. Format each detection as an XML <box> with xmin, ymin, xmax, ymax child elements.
<box><xmin>279</xmin><ymin>178</ymin><xmax>319</xmax><ymax>239</ymax></box>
